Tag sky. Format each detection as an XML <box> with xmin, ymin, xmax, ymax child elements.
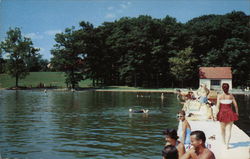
<box><xmin>0</xmin><ymin>0</ymin><xmax>249</xmax><ymax>60</ymax></box>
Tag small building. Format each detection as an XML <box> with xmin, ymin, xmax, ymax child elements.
<box><xmin>199</xmin><ymin>67</ymin><xmax>232</xmax><ymax>90</ymax></box>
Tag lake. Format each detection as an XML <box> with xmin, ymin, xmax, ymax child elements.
<box><xmin>0</xmin><ymin>90</ymin><xmax>249</xmax><ymax>159</ymax></box>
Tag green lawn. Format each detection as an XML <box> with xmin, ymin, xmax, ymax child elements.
<box><xmin>0</xmin><ymin>72</ymin><xmax>92</xmax><ymax>88</ymax></box>
<box><xmin>0</xmin><ymin>72</ymin><xmax>176</xmax><ymax>91</ymax></box>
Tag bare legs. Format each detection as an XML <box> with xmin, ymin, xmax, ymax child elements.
<box><xmin>220</xmin><ymin>122</ymin><xmax>233</xmax><ymax>149</ymax></box>
<box><xmin>220</xmin><ymin>122</ymin><xmax>226</xmax><ymax>145</ymax></box>
<box><xmin>225</xmin><ymin>122</ymin><xmax>233</xmax><ymax>149</ymax></box>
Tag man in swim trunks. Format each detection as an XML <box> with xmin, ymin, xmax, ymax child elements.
<box><xmin>181</xmin><ymin>130</ymin><xmax>215</xmax><ymax>159</ymax></box>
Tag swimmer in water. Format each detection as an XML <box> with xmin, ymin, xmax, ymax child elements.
<box><xmin>129</xmin><ymin>108</ymin><xmax>149</xmax><ymax>113</ymax></box>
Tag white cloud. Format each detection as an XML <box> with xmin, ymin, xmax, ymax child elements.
<box><xmin>107</xmin><ymin>6</ymin><xmax>114</xmax><ymax>10</ymax></box>
<box><xmin>120</xmin><ymin>1</ymin><xmax>131</xmax><ymax>9</ymax></box>
<box><xmin>117</xmin><ymin>9</ymin><xmax>123</xmax><ymax>13</ymax></box>
<box><xmin>35</xmin><ymin>47</ymin><xmax>51</xmax><ymax>59</ymax></box>
<box><xmin>44</xmin><ymin>29</ymin><xmax>62</xmax><ymax>36</ymax></box>
<box><xmin>105</xmin><ymin>13</ymin><xmax>116</xmax><ymax>19</ymax></box>
<box><xmin>104</xmin><ymin>2</ymin><xmax>131</xmax><ymax>20</ymax></box>
<box><xmin>24</xmin><ymin>32</ymin><xmax>43</xmax><ymax>40</ymax></box>
<box><xmin>120</xmin><ymin>4</ymin><xmax>127</xmax><ymax>9</ymax></box>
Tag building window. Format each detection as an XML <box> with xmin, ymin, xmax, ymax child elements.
<box><xmin>211</xmin><ymin>80</ymin><xmax>220</xmax><ymax>86</ymax></box>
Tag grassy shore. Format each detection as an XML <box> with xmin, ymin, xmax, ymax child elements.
<box><xmin>1</xmin><ymin>72</ymin><xmax>248</xmax><ymax>94</ymax></box>
<box><xmin>0</xmin><ymin>72</ymin><xmax>92</xmax><ymax>89</ymax></box>
<box><xmin>0</xmin><ymin>72</ymin><xmax>178</xmax><ymax>92</ymax></box>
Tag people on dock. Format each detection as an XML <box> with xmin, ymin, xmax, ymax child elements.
<box><xmin>176</xmin><ymin>90</ymin><xmax>186</xmax><ymax>104</ymax></box>
<box><xmin>181</xmin><ymin>130</ymin><xmax>215</xmax><ymax>159</ymax></box>
<box><xmin>216</xmin><ymin>83</ymin><xmax>239</xmax><ymax>149</ymax></box>
<box><xmin>197</xmin><ymin>84</ymin><xmax>210</xmax><ymax>104</ymax></box>
<box><xmin>163</xmin><ymin>128</ymin><xmax>185</xmax><ymax>158</ymax></box>
<box><xmin>177</xmin><ymin>110</ymin><xmax>191</xmax><ymax>145</ymax></box>
<box><xmin>185</xmin><ymin>91</ymin><xmax>196</xmax><ymax>101</ymax></box>
<box><xmin>129</xmin><ymin>108</ymin><xmax>149</xmax><ymax>113</ymax></box>
<box><xmin>162</xmin><ymin>145</ymin><xmax>179</xmax><ymax>159</ymax></box>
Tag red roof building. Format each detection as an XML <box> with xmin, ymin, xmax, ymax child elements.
<box><xmin>199</xmin><ymin>67</ymin><xmax>232</xmax><ymax>90</ymax></box>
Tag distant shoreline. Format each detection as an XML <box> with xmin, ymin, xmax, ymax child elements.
<box><xmin>0</xmin><ymin>87</ymin><xmax>176</xmax><ymax>93</ymax></box>
<box><xmin>0</xmin><ymin>87</ymin><xmax>250</xmax><ymax>95</ymax></box>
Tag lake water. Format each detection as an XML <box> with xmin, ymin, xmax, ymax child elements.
<box><xmin>0</xmin><ymin>90</ymin><xmax>249</xmax><ymax>159</ymax></box>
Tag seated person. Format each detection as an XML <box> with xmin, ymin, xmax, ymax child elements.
<box><xmin>176</xmin><ymin>90</ymin><xmax>186</xmax><ymax>104</ymax></box>
<box><xmin>177</xmin><ymin>110</ymin><xmax>191</xmax><ymax>145</ymax></box>
<box><xmin>185</xmin><ymin>91</ymin><xmax>196</xmax><ymax>100</ymax></box>
<box><xmin>181</xmin><ymin>130</ymin><xmax>215</xmax><ymax>159</ymax></box>
<box><xmin>162</xmin><ymin>145</ymin><xmax>178</xmax><ymax>159</ymax></box>
<box><xmin>163</xmin><ymin>128</ymin><xmax>185</xmax><ymax>158</ymax></box>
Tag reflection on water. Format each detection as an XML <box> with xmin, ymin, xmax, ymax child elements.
<box><xmin>0</xmin><ymin>90</ymin><xmax>249</xmax><ymax>159</ymax></box>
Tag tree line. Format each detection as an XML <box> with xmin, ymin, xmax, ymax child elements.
<box><xmin>1</xmin><ymin>11</ymin><xmax>250</xmax><ymax>89</ymax></box>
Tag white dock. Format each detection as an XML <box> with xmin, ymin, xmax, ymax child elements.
<box><xmin>186</xmin><ymin>120</ymin><xmax>250</xmax><ymax>159</ymax></box>
<box><xmin>180</xmin><ymin>100</ymin><xmax>250</xmax><ymax>159</ymax></box>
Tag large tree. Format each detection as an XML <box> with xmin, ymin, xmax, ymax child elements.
<box><xmin>169</xmin><ymin>47</ymin><xmax>198</xmax><ymax>87</ymax></box>
<box><xmin>0</xmin><ymin>27</ymin><xmax>40</xmax><ymax>87</ymax></box>
<box><xmin>0</xmin><ymin>49</ymin><xmax>4</xmax><ymax>73</ymax></box>
<box><xmin>51</xmin><ymin>26</ymin><xmax>86</xmax><ymax>89</ymax></box>
<box><xmin>49</xmin><ymin>11</ymin><xmax>249</xmax><ymax>88</ymax></box>
<box><xmin>26</xmin><ymin>54</ymin><xmax>50</xmax><ymax>72</ymax></box>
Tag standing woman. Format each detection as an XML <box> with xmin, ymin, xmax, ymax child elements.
<box><xmin>216</xmin><ymin>83</ymin><xmax>239</xmax><ymax>149</ymax></box>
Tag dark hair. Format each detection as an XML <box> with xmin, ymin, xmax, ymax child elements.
<box><xmin>222</xmin><ymin>83</ymin><xmax>229</xmax><ymax>94</ymax></box>
<box><xmin>162</xmin><ymin>145</ymin><xmax>178</xmax><ymax>159</ymax></box>
<box><xmin>178</xmin><ymin>110</ymin><xmax>186</xmax><ymax>116</ymax></box>
<box><xmin>163</xmin><ymin>128</ymin><xmax>179</xmax><ymax>140</ymax></box>
<box><xmin>190</xmin><ymin>130</ymin><xmax>206</xmax><ymax>143</ymax></box>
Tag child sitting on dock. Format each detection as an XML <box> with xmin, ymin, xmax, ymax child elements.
<box><xmin>163</xmin><ymin>128</ymin><xmax>185</xmax><ymax>159</ymax></box>
<box><xmin>176</xmin><ymin>90</ymin><xmax>186</xmax><ymax>104</ymax></box>
<box><xmin>185</xmin><ymin>91</ymin><xmax>196</xmax><ymax>100</ymax></box>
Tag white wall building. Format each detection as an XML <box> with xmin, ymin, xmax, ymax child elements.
<box><xmin>199</xmin><ymin>67</ymin><xmax>232</xmax><ymax>90</ymax></box>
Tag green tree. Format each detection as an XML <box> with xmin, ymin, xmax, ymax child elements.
<box><xmin>0</xmin><ymin>49</ymin><xmax>4</xmax><ymax>73</ymax></box>
<box><xmin>51</xmin><ymin>27</ymin><xmax>85</xmax><ymax>89</ymax></box>
<box><xmin>169</xmin><ymin>47</ymin><xmax>198</xmax><ymax>87</ymax></box>
<box><xmin>26</xmin><ymin>54</ymin><xmax>49</xmax><ymax>72</ymax></box>
<box><xmin>0</xmin><ymin>27</ymin><xmax>40</xmax><ymax>87</ymax></box>
<box><xmin>79</xmin><ymin>21</ymin><xmax>114</xmax><ymax>86</ymax></box>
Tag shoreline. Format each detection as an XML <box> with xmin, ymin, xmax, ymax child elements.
<box><xmin>0</xmin><ymin>87</ymin><xmax>250</xmax><ymax>95</ymax></box>
<box><xmin>0</xmin><ymin>87</ymin><xmax>177</xmax><ymax>93</ymax></box>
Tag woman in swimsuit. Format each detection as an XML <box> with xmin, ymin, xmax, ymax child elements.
<box><xmin>177</xmin><ymin>110</ymin><xmax>191</xmax><ymax>145</ymax></box>
<box><xmin>216</xmin><ymin>83</ymin><xmax>239</xmax><ymax>149</ymax></box>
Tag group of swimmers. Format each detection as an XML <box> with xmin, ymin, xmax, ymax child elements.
<box><xmin>162</xmin><ymin>83</ymin><xmax>239</xmax><ymax>159</ymax></box>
